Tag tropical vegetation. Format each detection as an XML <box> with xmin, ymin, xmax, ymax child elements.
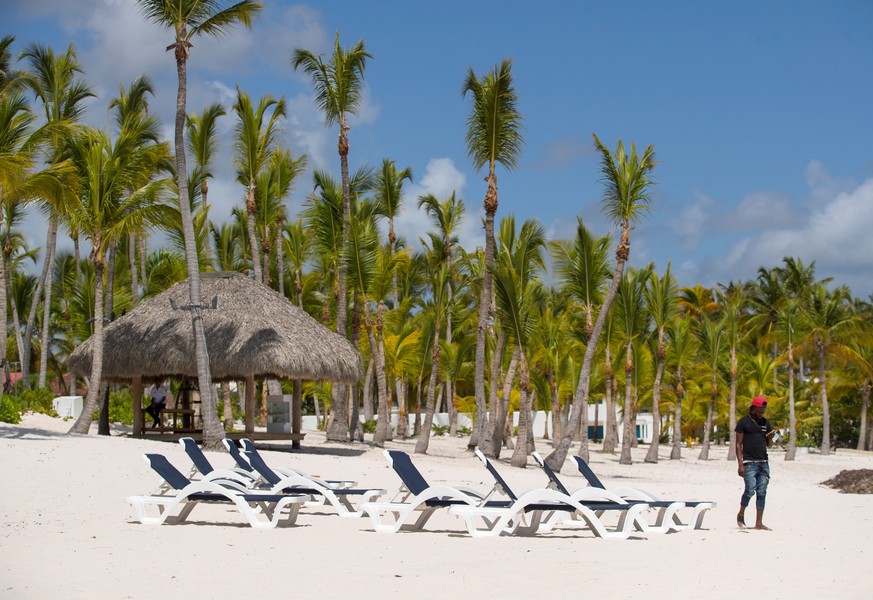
<box><xmin>2</xmin><ymin>24</ymin><xmax>872</xmax><ymax>466</ymax></box>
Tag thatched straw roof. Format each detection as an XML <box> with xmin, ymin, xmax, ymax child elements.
<box><xmin>68</xmin><ymin>272</ymin><xmax>363</xmax><ymax>383</ymax></box>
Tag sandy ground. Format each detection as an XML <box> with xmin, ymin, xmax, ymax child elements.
<box><xmin>2</xmin><ymin>414</ymin><xmax>872</xmax><ymax>599</ymax></box>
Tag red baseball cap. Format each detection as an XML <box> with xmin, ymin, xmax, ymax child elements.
<box><xmin>751</xmin><ymin>396</ymin><xmax>768</xmax><ymax>407</ymax></box>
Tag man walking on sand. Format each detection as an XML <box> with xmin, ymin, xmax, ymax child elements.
<box><xmin>735</xmin><ymin>396</ymin><xmax>775</xmax><ymax>530</ymax></box>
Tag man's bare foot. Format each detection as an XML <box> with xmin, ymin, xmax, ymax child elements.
<box><xmin>753</xmin><ymin>524</ymin><xmax>772</xmax><ymax>531</ymax></box>
<box><xmin>737</xmin><ymin>512</ymin><xmax>746</xmax><ymax>528</ymax></box>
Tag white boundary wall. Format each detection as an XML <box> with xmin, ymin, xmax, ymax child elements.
<box><xmin>302</xmin><ymin>402</ymin><xmax>654</xmax><ymax>443</ymax></box>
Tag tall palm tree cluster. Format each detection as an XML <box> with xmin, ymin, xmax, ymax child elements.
<box><xmin>2</xmin><ymin>14</ymin><xmax>872</xmax><ymax>463</ymax></box>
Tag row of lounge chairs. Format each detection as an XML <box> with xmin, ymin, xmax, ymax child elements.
<box><xmin>127</xmin><ymin>440</ymin><xmax>715</xmax><ymax>536</ymax></box>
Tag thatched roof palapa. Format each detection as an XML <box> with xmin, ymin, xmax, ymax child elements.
<box><xmin>68</xmin><ymin>272</ymin><xmax>363</xmax><ymax>383</ymax></box>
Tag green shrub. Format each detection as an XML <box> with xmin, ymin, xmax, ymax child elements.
<box><xmin>362</xmin><ymin>419</ymin><xmax>377</xmax><ymax>433</ymax></box>
<box><xmin>431</xmin><ymin>423</ymin><xmax>449</xmax><ymax>436</ymax></box>
<box><xmin>0</xmin><ymin>395</ymin><xmax>21</xmax><ymax>424</ymax></box>
<box><xmin>16</xmin><ymin>388</ymin><xmax>55</xmax><ymax>414</ymax></box>
<box><xmin>457</xmin><ymin>425</ymin><xmax>472</xmax><ymax>437</ymax></box>
<box><xmin>108</xmin><ymin>391</ymin><xmax>134</xmax><ymax>425</ymax></box>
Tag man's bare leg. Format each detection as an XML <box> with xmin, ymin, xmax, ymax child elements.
<box><xmin>753</xmin><ymin>508</ymin><xmax>771</xmax><ymax>530</ymax></box>
<box><xmin>737</xmin><ymin>507</ymin><xmax>746</xmax><ymax>528</ymax></box>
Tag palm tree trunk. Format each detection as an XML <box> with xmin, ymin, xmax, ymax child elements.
<box><xmin>37</xmin><ymin>220</ymin><xmax>58</xmax><ymax>390</ymax></box>
<box><xmin>245</xmin><ymin>182</ymin><xmax>262</xmax><ymax>282</ymax></box>
<box><xmin>370</xmin><ymin>319</ymin><xmax>390</xmax><ymax>446</ymax></box>
<box><xmin>276</xmin><ymin>226</ymin><xmax>285</xmax><ymax>297</ymax></box>
<box><xmin>857</xmin><ymin>382</ymin><xmax>869</xmax><ymax>452</ymax></box>
<box><xmin>0</xmin><ymin>220</ymin><xmax>6</xmax><ymax>391</ymax></box>
<box><xmin>478</xmin><ymin>328</ymin><xmax>506</xmax><ymax>457</ymax></box>
<box><xmin>603</xmin><ymin>347</ymin><xmax>618</xmax><ymax>453</ymax></box>
<box><xmin>510</xmin><ymin>352</ymin><xmax>531</xmax><ymax>467</ymax></box>
<box><xmin>413</xmin><ymin>379</ymin><xmax>422</xmax><ymax>436</ymax></box>
<box><xmin>129</xmin><ymin>232</ymin><xmax>138</xmax><ymax>304</ymax></box>
<box><xmin>222</xmin><ymin>382</ymin><xmax>233</xmax><ymax>429</ymax></box>
<box><xmin>97</xmin><ymin>239</ymin><xmax>117</xmax><ymax>436</ymax></box>
<box><xmin>492</xmin><ymin>346</ymin><xmax>519</xmax><ymax>458</ymax></box>
<box><xmin>415</xmin><ymin>334</ymin><xmax>440</xmax><ymax>454</ymax></box>
<box><xmin>819</xmin><ymin>344</ymin><xmax>831</xmax><ymax>455</ymax></box>
<box><xmin>23</xmin><ymin>214</ymin><xmax>58</xmax><ymax>388</ymax></box>
<box><xmin>727</xmin><ymin>346</ymin><xmax>738</xmax><ymax>461</ymax></box>
<box><xmin>396</xmin><ymin>378</ymin><xmax>408</xmax><ymax>439</ymax></box>
<box><xmin>549</xmin><ymin>371</ymin><xmax>560</xmax><ymax>447</ymax></box>
<box><xmin>138</xmin><ymin>234</ymin><xmax>147</xmax><ymax>295</ymax></box>
<box><xmin>786</xmin><ymin>348</ymin><xmax>797</xmax><ymax>460</ymax></box>
<box><xmin>361</xmin><ymin>358</ymin><xmax>374</xmax><ymax>422</ymax></box>
<box><xmin>72</xmin><ymin>233</ymin><xmax>81</xmax><ymax>280</ymax></box>
<box><xmin>645</xmin><ymin>350</ymin><xmax>665</xmax><ymax>463</ymax></box>
<box><xmin>670</xmin><ymin>376</ymin><xmax>684</xmax><ymax>460</ymax></box>
<box><xmin>9</xmin><ymin>276</ymin><xmax>25</xmax><ymax>378</ymax></box>
<box><xmin>619</xmin><ymin>344</ymin><xmax>634</xmax><ymax>465</ymax></box>
<box><xmin>473</xmin><ymin>173</ymin><xmax>498</xmax><ymax>451</ymax></box>
<box><xmin>172</xmin><ymin>38</ymin><xmax>223</xmax><ymax>449</ymax></box>
<box><xmin>69</xmin><ymin>253</ymin><xmax>105</xmax><ymax>434</ymax></box>
<box><xmin>698</xmin><ymin>371</ymin><xmax>717</xmax><ymax>460</ymax></box>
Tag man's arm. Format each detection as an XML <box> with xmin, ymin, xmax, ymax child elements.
<box><xmin>736</xmin><ymin>432</ymin><xmax>745</xmax><ymax>476</ymax></box>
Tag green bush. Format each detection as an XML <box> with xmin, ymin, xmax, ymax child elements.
<box><xmin>431</xmin><ymin>423</ymin><xmax>449</xmax><ymax>436</ymax></box>
<box><xmin>0</xmin><ymin>395</ymin><xmax>21</xmax><ymax>424</ymax></box>
<box><xmin>108</xmin><ymin>391</ymin><xmax>134</xmax><ymax>425</ymax></box>
<box><xmin>0</xmin><ymin>388</ymin><xmax>56</xmax><ymax>423</ymax></box>
<box><xmin>362</xmin><ymin>419</ymin><xmax>377</xmax><ymax>433</ymax></box>
<box><xmin>457</xmin><ymin>425</ymin><xmax>472</xmax><ymax>437</ymax></box>
<box><xmin>16</xmin><ymin>388</ymin><xmax>55</xmax><ymax>414</ymax></box>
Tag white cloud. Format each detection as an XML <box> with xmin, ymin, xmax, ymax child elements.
<box><xmin>669</xmin><ymin>191</ymin><xmax>713</xmax><ymax>250</ymax></box>
<box><xmin>390</xmin><ymin>158</ymin><xmax>483</xmax><ymax>252</ymax></box>
<box><xmin>711</xmin><ymin>175</ymin><xmax>873</xmax><ymax>295</ymax></box>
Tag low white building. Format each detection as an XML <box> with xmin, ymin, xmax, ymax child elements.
<box><xmin>303</xmin><ymin>401</ymin><xmax>656</xmax><ymax>444</ymax></box>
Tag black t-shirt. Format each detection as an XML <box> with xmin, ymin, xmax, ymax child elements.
<box><xmin>735</xmin><ymin>414</ymin><xmax>772</xmax><ymax>461</ymax></box>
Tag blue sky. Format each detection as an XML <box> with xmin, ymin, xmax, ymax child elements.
<box><xmin>7</xmin><ymin>0</ymin><xmax>873</xmax><ymax>296</ymax></box>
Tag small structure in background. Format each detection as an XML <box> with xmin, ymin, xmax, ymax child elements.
<box><xmin>68</xmin><ymin>272</ymin><xmax>363</xmax><ymax>444</ymax></box>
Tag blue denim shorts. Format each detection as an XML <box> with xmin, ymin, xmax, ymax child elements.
<box><xmin>741</xmin><ymin>461</ymin><xmax>770</xmax><ymax>510</ymax></box>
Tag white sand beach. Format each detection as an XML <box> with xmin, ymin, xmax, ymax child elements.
<box><xmin>2</xmin><ymin>414</ymin><xmax>872</xmax><ymax>599</ymax></box>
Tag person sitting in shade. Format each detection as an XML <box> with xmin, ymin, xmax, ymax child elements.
<box><xmin>735</xmin><ymin>395</ymin><xmax>776</xmax><ymax>530</ymax></box>
<box><xmin>145</xmin><ymin>380</ymin><xmax>169</xmax><ymax>428</ymax></box>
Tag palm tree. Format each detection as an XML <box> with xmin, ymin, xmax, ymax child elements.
<box><xmin>775</xmin><ymin>299</ymin><xmax>802</xmax><ymax>459</ymax></box>
<box><xmin>798</xmin><ymin>285</ymin><xmax>868</xmax><ymax>454</ymax></box>
<box><xmin>546</xmin><ymin>134</ymin><xmax>656</xmax><ymax>470</ymax></box>
<box><xmin>282</xmin><ymin>219</ymin><xmax>310</xmax><ymax>307</ymax></box>
<box><xmin>696</xmin><ymin>317</ymin><xmax>726</xmax><ymax>460</ymax></box>
<box><xmin>614</xmin><ymin>266</ymin><xmax>652</xmax><ymax>465</ymax></box>
<box><xmin>414</xmin><ymin>261</ymin><xmax>454</xmax><ymax>454</ymax></box>
<box><xmin>373</xmin><ymin>158</ymin><xmax>412</xmax><ymax>306</ymax></box>
<box><xmin>18</xmin><ymin>42</ymin><xmax>94</xmax><ymax>389</ymax></box>
<box><xmin>232</xmin><ymin>86</ymin><xmax>286</xmax><ymax>282</ymax></box>
<box><xmin>67</xmin><ymin>127</ymin><xmax>165</xmax><ymax>434</ymax></box>
<box><xmin>0</xmin><ymin>89</ymin><xmax>72</xmax><ymax>390</ymax></box>
<box><xmin>251</xmin><ymin>147</ymin><xmax>305</xmax><ymax>288</ymax></box>
<box><xmin>489</xmin><ymin>217</ymin><xmax>546</xmax><ymax>467</ymax></box>
<box><xmin>108</xmin><ymin>74</ymin><xmax>163</xmax><ymax>310</ymax></box>
<box><xmin>666</xmin><ymin>315</ymin><xmax>694</xmax><ymax>459</ymax></box>
<box><xmin>293</xmin><ymin>33</ymin><xmax>371</xmax><ymax>442</ymax></box>
<box><xmin>186</xmin><ymin>102</ymin><xmax>226</xmax><ymax>210</ymax></box>
<box><xmin>136</xmin><ymin>0</ymin><xmax>263</xmax><ymax>449</ymax></box>
<box><xmin>418</xmin><ymin>191</ymin><xmax>466</xmax><ymax>436</ymax></box>
<box><xmin>717</xmin><ymin>282</ymin><xmax>747</xmax><ymax>461</ymax></box>
<box><xmin>643</xmin><ymin>263</ymin><xmax>678</xmax><ymax>463</ymax></box>
<box><xmin>548</xmin><ymin>217</ymin><xmax>611</xmax><ymax>460</ymax></box>
<box><xmin>462</xmin><ymin>58</ymin><xmax>524</xmax><ymax>449</ymax></box>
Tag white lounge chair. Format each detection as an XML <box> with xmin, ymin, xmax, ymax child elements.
<box><xmin>569</xmin><ymin>454</ymin><xmax>716</xmax><ymax>530</ymax></box>
<box><xmin>127</xmin><ymin>454</ymin><xmax>309</xmax><ymax>529</ymax></box>
<box><xmin>360</xmin><ymin>449</ymin><xmax>513</xmax><ymax>533</ymax></box>
<box><xmin>243</xmin><ymin>449</ymin><xmax>385</xmax><ymax>518</ymax></box>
